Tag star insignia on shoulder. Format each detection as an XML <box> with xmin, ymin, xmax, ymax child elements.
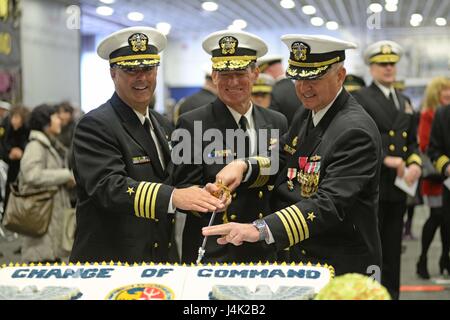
<box><xmin>127</xmin><ymin>187</ymin><xmax>135</xmax><ymax>195</ymax></box>
<box><xmin>307</xmin><ymin>212</ymin><xmax>316</xmax><ymax>222</ymax></box>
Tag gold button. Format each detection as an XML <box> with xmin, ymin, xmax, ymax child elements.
<box><xmin>259</xmin><ymin>191</ymin><xmax>263</xmax><ymax>199</ymax></box>
<box><xmin>155</xmin><ymin>219</ymin><xmax>159</xmax><ymax>222</ymax></box>
<box><xmin>301</xmin><ymin>250</ymin><xmax>306</xmax><ymax>255</ymax></box>
<box><xmin>168</xmin><ymin>242</ymin><xmax>172</xmax><ymax>248</ymax></box>
<box><xmin>267</xmin><ymin>185</ymin><xmax>274</xmax><ymax>191</ymax></box>
<box><xmin>230</xmin><ymin>214</ymin><xmax>237</xmax><ymax>221</ymax></box>
<box><xmin>403</xmin><ymin>146</ymin><xmax>408</xmax><ymax>152</ymax></box>
<box><xmin>389</xmin><ymin>130</ymin><xmax>395</xmax><ymax>137</ymax></box>
<box><xmin>402</xmin><ymin>131</ymin><xmax>407</xmax><ymax>138</ymax></box>
<box><xmin>232</xmin><ymin>193</ymin><xmax>237</xmax><ymax>199</ymax></box>
<box><xmin>154</xmin><ymin>242</ymin><xmax>159</xmax><ymax>248</ymax></box>
<box><xmin>389</xmin><ymin>144</ymin><xmax>395</xmax><ymax>151</ymax></box>
<box><xmin>171</xmin><ymin>218</ymin><xmax>175</xmax><ymax>224</ymax></box>
<box><xmin>259</xmin><ymin>213</ymin><xmax>263</xmax><ymax>219</ymax></box>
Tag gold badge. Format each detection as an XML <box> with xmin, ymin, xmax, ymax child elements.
<box><xmin>291</xmin><ymin>42</ymin><xmax>308</xmax><ymax>61</ymax></box>
<box><xmin>307</xmin><ymin>212</ymin><xmax>316</xmax><ymax>222</ymax></box>
<box><xmin>292</xmin><ymin>136</ymin><xmax>298</xmax><ymax>147</ymax></box>
<box><xmin>381</xmin><ymin>44</ymin><xmax>392</xmax><ymax>54</ymax></box>
<box><xmin>219</xmin><ymin>36</ymin><xmax>237</xmax><ymax>55</ymax></box>
<box><xmin>132</xmin><ymin>155</ymin><xmax>151</xmax><ymax>164</ymax></box>
<box><xmin>128</xmin><ymin>33</ymin><xmax>148</xmax><ymax>52</ymax></box>
<box><xmin>283</xmin><ymin>144</ymin><xmax>296</xmax><ymax>155</ymax></box>
<box><xmin>309</xmin><ymin>155</ymin><xmax>321</xmax><ymax>162</ymax></box>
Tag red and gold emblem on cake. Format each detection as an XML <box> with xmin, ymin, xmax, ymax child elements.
<box><xmin>105</xmin><ymin>283</ymin><xmax>174</xmax><ymax>300</ymax></box>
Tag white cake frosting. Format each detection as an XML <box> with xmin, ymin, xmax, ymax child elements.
<box><xmin>0</xmin><ymin>262</ymin><xmax>334</xmax><ymax>300</ymax></box>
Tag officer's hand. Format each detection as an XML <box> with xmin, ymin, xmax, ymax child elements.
<box><xmin>9</xmin><ymin>147</ymin><xmax>23</xmax><ymax>160</ymax></box>
<box><xmin>204</xmin><ymin>183</ymin><xmax>231</xmax><ymax>213</ymax></box>
<box><xmin>405</xmin><ymin>164</ymin><xmax>422</xmax><ymax>186</ymax></box>
<box><xmin>173</xmin><ymin>186</ymin><xmax>225</xmax><ymax>213</ymax></box>
<box><xmin>202</xmin><ymin>222</ymin><xmax>259</xmax><ymax>246</ymax></box>
<box><xmin>66</xmin><ymin>176</ymin><xmax>76</xmax><ymax>189</ymax></box>
<box><xmin>216</xmin><ymin>160</ymin><xmax>248</xmax><ymax>191</ymax></box>
<box><xmin>384</xmin><ymin>156</ymin><xmax>404</xmax><ymax>171</ymax></box>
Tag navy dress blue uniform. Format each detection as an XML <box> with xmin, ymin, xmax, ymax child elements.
<box><xmin>352</xmin><ymin>40</ymin><xmax>422</xmax><ymax>300</ymax></box>
<box><xmin>175</xmin><ymin>88</ymin><xmax>216</xmax><ymax>121</ymax></box>
<box><xmin>70</xmin><ymin>93</ymin><xmax>176</xmax><ymax>263</ymax></box>
<box><xmin>428</xmin><ymin>104</ymin><xmax>450</xmax><ymax>274</ymax></box>
<box><xmin>247</xmin><ymin>89</ymin><xmax>383</xmax><ymax>275</ymax></box>
<box><xmin>227</xmin><ymin>34</ymin><xmax>383</xmax><ymax>276</ymax></box>
<box><xmin>174</xmin><ymin>99</ymin><xmax>287</xmax><ymax>263</ymax></box>
<box><xmin>173</xmin><ymin>29</ymin><xmax>288</xmax><ymax>264</ymax></box>
<box><xmin>70</xmin><ymin>26</ymin><xmax>178</xmax><ymax>264</ymax></box>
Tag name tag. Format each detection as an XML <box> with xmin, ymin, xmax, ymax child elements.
<box><xmin>132</xmin><ymin>156</ymin><xmax>151</xmax><ymax>164</ymax></box>
<box><xmin>208</xmin><ymin>149</ymin><xmax>234</xmax><ymax>158</ymax></box>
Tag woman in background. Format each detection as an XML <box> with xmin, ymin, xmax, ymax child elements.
<box><xmin>20</xmin><ymin>104</ymin><xmax>75</xmax><ymax>263</ymax></box>
<box><xmin>416</xmin><ymin>77</ymin><xmax>450</xmax><ymax>278</ymax></box>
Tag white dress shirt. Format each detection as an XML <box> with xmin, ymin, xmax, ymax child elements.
<box><xmin>226</xmin><ymin>102</ymin><xmax>257</xmax><ymax>155</ymax></box>
<box><xmin>374</xmin><ymin>80</ymin><xmax>400</xmax><ymax>110</ymax></box>
<box><xmin>311</xmin><ymin>87</ymin><xmax>342</xmax><ymax>127</ymax></box>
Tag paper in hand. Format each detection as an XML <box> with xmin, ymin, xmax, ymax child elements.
<box><xmin>394</xmin><ymin>168</ymin><xmax>419</xmax><ymax>197</ymax></box>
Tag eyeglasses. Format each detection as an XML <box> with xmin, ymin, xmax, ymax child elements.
<box><xmin>376</xmin><ymin>62</ymin><xmax>396</xmax><ymax>67</ymax></box>
<box><xmin>116</xmin><ymin>66</ymin><xmax>155</xmax><ymax>75</ymax></box>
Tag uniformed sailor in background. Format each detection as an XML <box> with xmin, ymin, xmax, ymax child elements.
<box><xmin>257</xmin><ymin>55</ymin><xmax>303</xmax><ymax>125</ymax></box>
<box><xmin>343</xmin><ymin>74</ymin><xmax>366</xmax><ymax>93</ymax></box>
<box><xmin>203</xmin><ymin>34</ymin><xmax>383</xmax><ymax>278</ymax></box>
<box><xmin>173</xmin><ymin>30</ymin><xmax>288</xmax><ymax>263</ymax></box>
<box><xmin>251</xmin><ymin>73</ymin><xmax>275</xmax><ymax>109</ymax></box>
<box><xmin>173</xmin><ymin>64</ymin><xmax>217</xmax><ymax>124</ymax></box>
<box><xmin>353</xmin><ymin>40</ymin><xmax>422</xmax><ymax>300</ymax></box>
<box><xmin>70</xmin><ymin>26</ymin><xmax>225</xmax><ymax>264</ymax></box>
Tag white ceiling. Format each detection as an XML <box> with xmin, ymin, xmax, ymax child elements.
<box><xmin>75</xmin><ymin>0</ymin><xmax>450</xmax><ymax>38</ymax></box>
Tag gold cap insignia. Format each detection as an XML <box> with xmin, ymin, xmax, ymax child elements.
<box><xmin>219</xmin><ymin>36</ymin><xmax>238</xmax><ymax>55</ymax></box>
<box><xmin>291</xmin><ymin>42</ymin><xmax>308</xmax><ymax>61</ymax></box>
<box><xmin>381</xmin><ymin>44</ymin><xmax>392</xmax><ymax>54</ymax></box>
<box><xmin>128</xmin><ymin>33</ymin><xmax>148</xmax><ymax>52</ymax></box>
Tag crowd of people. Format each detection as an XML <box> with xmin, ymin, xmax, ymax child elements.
<box><xmin>1</xmin><ymin>26</ymin><xmax>449</xmax><ymax>301</ymax></box>
<box><xmin>0</xmin><ymin>101</ymin><xmax>78</xmax><ymax>263</ymax></box>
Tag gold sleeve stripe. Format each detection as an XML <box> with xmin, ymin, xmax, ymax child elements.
<box><xmin>134</xmin><ymin>182</ymin><xmax>146</xmax><ymax>217</ymax></box>
<box><xmin>285</xmin><ymin>206</ymin><xmax>305</xmax><ymax>242</ymax></box>
<box><xmin>139</xmin><ymin>183</ymin><xmax>151</xmax><ymax>218</ymax></box>
<box><xmin>280</xmin><ymin>209</ymin><xmax>299</xmax><ymax>244</ymax></box>
<box><xmin>249</xmin><ymin>156</ymin><xmax>271</xmax><ymax>188</ymax></box>
<box><xmin>144</xmin><ymin>183</ymin><xmax>157</xmax><ymax>219</ymax></box>
<box><xmin>406</xmin><ymin>153</ymin><xmax>422</xmax><ymax>166</ymax></box>
<box><xmin>291</xmin><ymin>205</ymin><xmax>309</xmax><ymax>239</ymax></box>
<box><xmin>436</xmin><ymin>155</ymin><xmax>450</xmax><ymax>174</ymax></box>
<box><xmin>151</xmin><ymin>183</ymin><xmax>162</xmax><ymax>220</ymax></box>
<box><xmin>275</xmin><ymin>211</ymin><xmax>294</xmax><ymax>246</ymax></box>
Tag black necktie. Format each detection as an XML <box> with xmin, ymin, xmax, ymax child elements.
<box><xmin>239</xmin><ymin>116</ymin><xmax>250</xmax><ymax>158</ymax></box>
<box><xmin>143</xmin><ymin>117</ymin><xmax>164</xmax><ymax>174</ymax></box>
<box><xmin>389</xmin><ymin>91</ymin><xmax>398</xmax><ymax>110</ymax></box>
